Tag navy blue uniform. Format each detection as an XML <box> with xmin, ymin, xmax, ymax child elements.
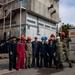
<box><xmin>39</xmin><ymin>42</ymin><xmax>48</xmax><ymax>68</ymax></box>
<box><xmin>32</xmin><ymin>41</ymin><xmax>40</xmax><ymax>67</ymax></box>
<box><xmin>9</xmin><ymin>41</ymin><xmax>17</xmax><ymax>70</ymax></box>
<box><xmin>47</xmin><ymin>43</ymin><xmax>57</xmax><ymax>67</ymax></box>
<box><xmin>53</xmin><ymin>40</ymin><xmax>56</xmax><ymax>45</ymax></box>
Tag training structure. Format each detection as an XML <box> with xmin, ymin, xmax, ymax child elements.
<box><xmin>0</xmin><ymin>0</ymin><xmax>59</xmax><ymax>40</ymax></box>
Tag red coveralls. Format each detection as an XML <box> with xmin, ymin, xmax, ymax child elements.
<box><xmin>16</xmin><ymin>42</ymin><xmax>25</xmax><ymax>70</ymax></box>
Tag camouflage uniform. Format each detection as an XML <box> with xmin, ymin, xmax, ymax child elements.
<box><xmin>56</xmin><ymin>42</ymin><xmax>65</xmax><ymax>65</ymax></box>
<box><xmin>61</xmin><ymin>38</ymin><xmax>71</xmax><ymax>62</ymax></box>
<box><xmin>25</xmin><ymin>42</ymin><xmax>32</xmax><ymax>68</ymax></box>
<box><xmin>61</xmin><ymin>38</ymin><xmax>72</xmax><ymax>68</ymax></box>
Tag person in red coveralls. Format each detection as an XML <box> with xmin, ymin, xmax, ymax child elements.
<box><xmin>16</xmin><ymin>35</ymin><xmax>25</xmax><ymax>70</ymax></box>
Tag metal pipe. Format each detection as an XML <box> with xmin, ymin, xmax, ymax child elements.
<box><xmin>20</xmin><ymin>3</ymin><xmax>22</xmax><ymax>36</ymax></box>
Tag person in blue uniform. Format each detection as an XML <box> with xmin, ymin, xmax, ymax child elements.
<box><xmin>39</xmin><ymin>36</ymin><xmax>48</xmax><ymax>68</ymax></box>
<box><xmin>49</xmin><ymin>34</ymin><xmax>56</xmax><ymax>66</ymax></box>
<box><xmin>47</xmin><ymin>37</ymin><xmax>58</xmax><ymax>69</ymax></box>
<box><xmin>9</xmin><ymin>36</ymin><xmax>17</xmax><ymax>71</ymax></box>
<box><xmin>32</xmin><ymin>37</ymin><xmax>40</xmax><ymax>67</ymax></box>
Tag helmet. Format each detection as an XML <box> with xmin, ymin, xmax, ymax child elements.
<box><xmin>45</xmin><ymin>36</ymin><xmax>48</xmax><ymax>40</ymax></box>
<box><xmin>27</xmin><ymin>36</ymin><xmax>31</xmax><ymax>41</ymax></box>
<box><xmin>20</xmin><ymin>35</ymin><xmax>25</xmax><ymax>40</ymax></box>
<box><xmin>57</xmin><ymin>36</ymin><xmax>60</xmax><ymax>39</ymax></box>
<box><xmin>60</xmin><ymin>32</ymin><xmax>65</xmax><ymax>37</ymax></box>
<box><xmin>50</xmin><ymin>34</ymin><xmax>55</xmax><ymax>37</ymax></box>
<box><xmin>41</xmin><ymin>36</ymin><xmax>46</xmax><ymax>40</ymax></box>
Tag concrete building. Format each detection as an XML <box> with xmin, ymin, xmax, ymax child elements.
<box><xmin>0</xmin><ymin>0</ymin><xmax>59</xmax><ymax>40</ymax></box>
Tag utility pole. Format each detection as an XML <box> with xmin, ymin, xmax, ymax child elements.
<box><xmin>3</xmin><ymin>12</ymin><xmax>5</xmax><ymax>35</ymax></box>
<box><xmin>20</xmin><ymin>0</ymin><xmax>22</xmax><ymax>36</ymax></box>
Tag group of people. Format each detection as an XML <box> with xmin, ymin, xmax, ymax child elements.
<box><xmin>3</xmin><ymin>32</ymin><xmax>73</xmax><ymax>71</ymax></box>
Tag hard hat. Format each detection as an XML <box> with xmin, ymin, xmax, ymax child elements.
<box><xmin>45</xmin><ymin>36</ymin><xmax>48</xmax><ymax>40</ymax></box>
<box><xmin>27</xmin><ymin>36</ymin><xmax>31</xmax><ymax>41</ymax></box>
<box><xmin>50</xmin><ymin>34</ymin><xmax>55</xmax><ymax>37</ymax></box>
<box><xmin>41</xmin><ymin>36</ymin><xmax>46</xmax><ymax>40</ymax></box>
<box><xmin>20</xmin><ymin>35</ymin><xmax>25</xmax><ymax>40</ymax></box>
<box><xmin>60</xmin><ymin>32</ymin><xmax>65</xmax><ymax>37</ymax></box>
<box><xmin>57</xmin><ymin>36</ymin><xmax>60</xmax><ymax>39</ymax></box>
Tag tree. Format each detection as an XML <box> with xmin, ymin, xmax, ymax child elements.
<box><xmin>59</xmin><ymin>24</ymin><xmax>73</xmax><ymax>38</ymax></box>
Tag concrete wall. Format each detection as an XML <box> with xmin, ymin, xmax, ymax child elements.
<box><xmin>0</xmin><ymin>12</ymin><xmax>56</xmax><ymax>40</ymax></box>
<box><xmin>0</xmin><ymin>0</ymin><xmax>59</xmax><ymax>23</ymax></box>
<box><xmin>0</xmin><ymin>0</ymin><xmax>58</xmax><ymax>40</ymax></box>
<box><xmin>26</xmin><ymin>13</ymin><xmax>56</xmax><ymax>40</ymax></box>
<box><xmin>30</xmin><ymin>0</ymin><xmax>59</xmax><ymax>23</ymax></box>
<box><xmin>0</xmin><ymin>0</ymin><xmax>5</xmax><ymax>3</ymax></box>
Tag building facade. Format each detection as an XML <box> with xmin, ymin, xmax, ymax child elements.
<box><xmin>0</xmin><ymin>0</ymin><xmax>59</xmax><ymax>40</ymax></box>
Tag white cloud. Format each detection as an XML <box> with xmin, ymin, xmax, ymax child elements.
<box><xmin>59</xmin><ymin>0</ymin><xmax>75</xmax><ymax>25</ymax></box>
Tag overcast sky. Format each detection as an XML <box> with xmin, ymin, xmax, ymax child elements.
<box><xmin>59</xmin><ymin>0</ymin><xmax>75</xmax><ymax>25</ymax></box>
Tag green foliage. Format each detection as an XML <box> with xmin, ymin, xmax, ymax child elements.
<box><xmin>59</xmin><ymin>24</ymin><xmax>73</xmax><ymax>37</ymax></box>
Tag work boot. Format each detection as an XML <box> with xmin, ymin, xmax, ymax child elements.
<box><xmin>16</xmin><ymin>69</ymin><xmax>19</xmax><ymax>71</ymax></box>
<box><xmin>25</xmin><ymin>66</ymin><xmax>27</xmax><ymax>69</ymax></box>
<box><xmin>69</xmin><ymin>63</ymin><xmax>72</xmax><ymax>68</ymax></box>
<box><xmin>9</xmin><ymin>68</ymin><xmax>12</xmax><ymax>71</ymax></box>
<box><xmin>59</xmin><ymin>64</ymin><xmax>63</xmax><ymax>69</ymax></box>
<box><xmin>39</xmin><ymin>65</ymin><xmax>42</xmax><ymax>68</ymax></box>
<box><xmin>56</xmin><ymin>64</ymin><xmax>59</xmax><ymax>69</ymax></box>
<box><xmin>28</xmin><ymin>65</ymin><xmax>31</xmax><ymax>68</ymax></box>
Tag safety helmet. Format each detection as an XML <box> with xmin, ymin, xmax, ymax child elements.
<box><xmin>41</xmin><ymin>36</ymin><xmax>46</xmax><ymax>40</ymax></box>
<box><xmin>57</xmin><ymin>36</ymin><xmax>60</xmax><ymax>39</ymax></box>
<box><xmin>45</xmin><ymin>36</ymin><xmax>48</xmax><ymax>40</ymax></box>
<box><xmin>20</xmin><ymin>35</ymin><xmax>25</xmax><ymax>40</ymax></box>
<box><xmin>60</xmin><ymin>32</ymin><xmax>65</xmax><ymax>37</ymax></box>
<box><xmin>27</xmin><ymin>36</ymin><xmax>31</xmax><ymax>41</ymax></box>
<box><xmin>50</xmin><ymin>34</ymin><xmax>55</xmax><ymax>37</ymax></box>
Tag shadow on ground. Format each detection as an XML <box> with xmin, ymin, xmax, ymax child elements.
<box><xmin>33</xmin><ymin>67</ymin><xmax>64</xmax><ymax>75</ymax></box>
<box><xmin>3</xmin><ymin>65</ymin><xmax>70</xmax><ymax>75</ymax></box>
